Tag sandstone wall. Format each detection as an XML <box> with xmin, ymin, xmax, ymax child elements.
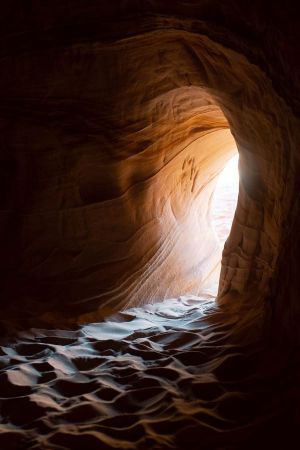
<box><xmin>0</xmin><ymin>1</ymin><xmax>299</xmax><ymax>337</ymax></box>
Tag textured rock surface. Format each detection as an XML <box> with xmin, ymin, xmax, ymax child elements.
<box><xmin>1</xmin><ymin>3</ymin><xmax>300</xmax><ymax>450</ymax></box>
<box><xmin>0</xmin><ymin>1</ymin><xmax>299</xmax><ymax>339</ymax></box>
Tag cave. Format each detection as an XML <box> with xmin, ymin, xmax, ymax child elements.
<box><xmin>0</xmin><ymin>2</ymin><xmax>300</xmax><ymax>449</ymax></box>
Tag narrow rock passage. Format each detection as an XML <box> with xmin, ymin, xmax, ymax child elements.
<box><xmin>1</xmin><ymin>3</ymin><xmax>300</xmax><ymax>449</ymax></box>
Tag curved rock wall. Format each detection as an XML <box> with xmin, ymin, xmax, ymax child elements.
<box><xmin>0</xmin><ymin>2</ymin><xmax>299</xmax><ymax>338</ymax></box>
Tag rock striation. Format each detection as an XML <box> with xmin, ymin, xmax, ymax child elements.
<box><xmin>0</xmin><ymin>1</ymin><xmax>299</xmax><ymax>342</ymax></box>
<box><xmin>1</xmin><ymin>2</ymin><xmax>300</xmax><ymax>449</ymax></box>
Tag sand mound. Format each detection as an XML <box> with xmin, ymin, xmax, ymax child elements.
<box><xmin>0</xmin><ymin>296</ymin><xmax>295</xmax><ymax>449</ymax></box>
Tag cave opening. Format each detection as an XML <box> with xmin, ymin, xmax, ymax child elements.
<box><xmin>209</xmin><ymin>152</ymin><xmax>239</xmax><ymax>295</ymax></box>
<box><xmin>211</xmin><ymin>153</ymin><xmax>239</xmax><ymax>248</ymax></box>
<box><xmin>1</xmin><ymin>2</ymin><xmax>299</xmax><ymax>448</ymax></box>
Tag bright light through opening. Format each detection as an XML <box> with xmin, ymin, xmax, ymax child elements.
<box><xmin>212</xmin><ymin>154</ymin><xmax>239</xmax><ymax>247</ymax></box>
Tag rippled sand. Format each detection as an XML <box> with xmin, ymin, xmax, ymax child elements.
<box><xmin>0</xmin><ymin>295</ymin><xmax>293</xmax><ymax>450</ymax></box>
<box><xmin>0</xmin><ymin>158</ymin><xmax>293</xmax><ymax>449</ymax></box>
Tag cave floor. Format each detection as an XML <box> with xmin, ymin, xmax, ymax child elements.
<box><xmin>0</xmin><ymin>296</ymin><xmax>296</xmax><ymax>450</ymax></box>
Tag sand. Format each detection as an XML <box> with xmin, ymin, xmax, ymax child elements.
<box><xmin>0</xmin><ymin>295</ymin><xmax>294</xmax><ymax>450</ymax></box>
<box><xmin>0</xmin><ymin>162</ymin><xmax>292</xmax><ymax>446</ymax></box>
<box><xmin>0</xmin><ymin>158</ymin><xmax>293</xmax><ymax>449</ymax></box>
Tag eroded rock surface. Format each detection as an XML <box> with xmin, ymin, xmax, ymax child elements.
<box><xmin>0</xmin><ymin>1</ymin><xmax>299</xmax><ymax>338</ymax></box>
<box><xmin>1</xmin><ymin>3</ymin><xmax>300</xmax><ymax>450</ymax></box>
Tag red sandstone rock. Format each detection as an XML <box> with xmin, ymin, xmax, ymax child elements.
<box><xmin>0</xmin><ymin>1</ymin><xmax>299</xmax><ymax>339</ymax></box>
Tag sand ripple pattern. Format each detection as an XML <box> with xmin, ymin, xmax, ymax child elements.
<box><xmin>0</xmin><ymin>296</ymin><xmax>293</xmax><ymax>449</ymax></box>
